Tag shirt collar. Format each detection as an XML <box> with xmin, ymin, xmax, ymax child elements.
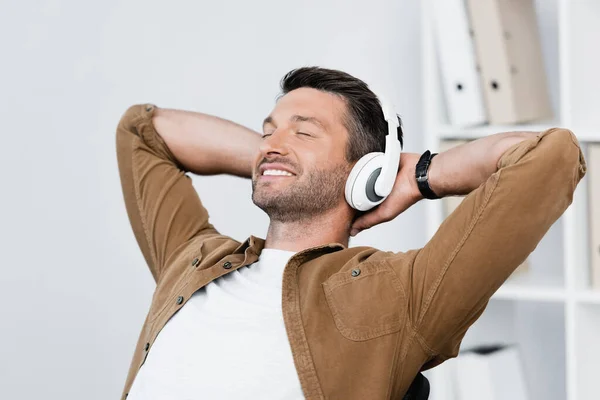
<box><xmin>234</xmin><ymin>235</ymin><xmax>346</xmax><ymax>258</ymax></box>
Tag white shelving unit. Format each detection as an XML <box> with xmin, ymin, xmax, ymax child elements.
<box><xmin>420</xmin><ymin>1</ymin><xmax>600</xmax><ymax>399</ymax></box>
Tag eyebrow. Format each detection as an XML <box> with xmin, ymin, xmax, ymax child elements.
<box><xmin>262</xmin><ymin>114</ymin><xmax>326</xmax><ymax>131</ymax></box>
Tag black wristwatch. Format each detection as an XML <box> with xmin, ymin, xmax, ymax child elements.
<box><xmin>415</xmin><ymin>150</ymin><xmax>440</xmax><ymax>200</ymax></box>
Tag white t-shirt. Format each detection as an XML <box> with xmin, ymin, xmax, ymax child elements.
<box><xmin>127</xmin><ymin>248</ymin><xmax>305</xmax><ymax>400</ymax></box>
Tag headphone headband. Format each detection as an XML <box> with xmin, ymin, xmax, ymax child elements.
<box><xmin>369</xmin><ymin>88</ymin><xmax>402</xmax><ymax>198</ymax></box>
<box><xmin>376</xmin><ymin>92</ymin><xmax>400</xmax><ymax>131</ymax></box>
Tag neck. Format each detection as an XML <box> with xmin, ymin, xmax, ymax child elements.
<box><xmin>264</xmin><ymin>205</ymin><xmax>353</xmax><ymax>252</ymax></box>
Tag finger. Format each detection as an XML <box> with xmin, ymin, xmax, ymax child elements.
<box><xmin>351</xmin><ymin>208</ymin><xmax>391</xmax><ymax>236</ymax></box>
<box><xmin>350</xmin><ymin>213</ymin><xmax>377</xmax><ymax>236</ymax></box>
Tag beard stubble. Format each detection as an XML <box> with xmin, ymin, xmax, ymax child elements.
<box><xmin>251</xmin><ymin>163</ymin><xmax>350</xmax><ymax>223</ymax></box>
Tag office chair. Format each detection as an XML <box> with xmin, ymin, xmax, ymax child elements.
<box><xmin>402</xmin><ymin>372</ymin><xmax>430</xmax><ymax>400</ymax></box>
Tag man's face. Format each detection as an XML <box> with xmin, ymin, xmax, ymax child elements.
<box><xmin>251</xmin><ymin>88</ymin><xmax>351</xmax><ymax>222</ymax></box>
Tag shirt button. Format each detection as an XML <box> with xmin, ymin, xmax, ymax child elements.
<box><xmin>192</xmin><ymin>258</ymin><xmax>200</xmax><ymax>267</ymax></box>
<box><xmin>223</xmin><ymin>261</ymin><xmax>232</xmax><ymax>269</ymax></box>
<box><xmin>176</xmin><ymin>296</ymin><xmax>184</xmax><ymax>305</ymax></box>
<box><xmin>144</xmin><ymin>342</ymin><xmax>149</xmax><ymax>351</ymax></box>
<box><xmin>351</xmin><ymin>269</ymin><xmax>361</xmax><ymax>277</ymax></box>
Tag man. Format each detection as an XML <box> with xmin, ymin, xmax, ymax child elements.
<box><xmin>116</xmin><ymin>67</ymin><xmax>586</xmax><ymax>399</ymax></box>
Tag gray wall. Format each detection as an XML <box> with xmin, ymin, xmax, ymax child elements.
<box><xmin>0</xmin><ymin>1</ymin><xmax>424</xmax><ymax>398</ymax></box>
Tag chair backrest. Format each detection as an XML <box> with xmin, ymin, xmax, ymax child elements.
<box><xmin>402</xmin><ymin>372</ymin><xmax>430</xmax><ymax>400</ymax></box>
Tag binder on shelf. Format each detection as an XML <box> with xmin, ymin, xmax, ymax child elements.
<box><xmin>465</xmin><ymin>0</ymin><xmax>553</xmax><ymax>125</ymax></box>
<box><xmin>432</xmin><ymin>0</ymin><xmax>487</xmax><ymax>127</ymax></box>
<box><xmin>589</xmin><ymin>144</ymin><xmax>600</xmax><ymax>290</ymax></box>
<box><xmin>453</xmin><ymin>344</ymin><xmax>529</xmax><ymax>400</ymax></box>
<box><xmin>440</xmin><ymin>139</ymin><xmax>530</xmax><ymax>276</ymax></box>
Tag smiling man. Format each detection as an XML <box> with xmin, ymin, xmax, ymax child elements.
<box><xmin>251</xmin><ymin>82</ymin><xmax>360</xmax><ymax>250</ymax></box>
<box><xmin>116</xmin><ymin>67</ymin><xmax>586</xmax><ymax>400</ymax></box>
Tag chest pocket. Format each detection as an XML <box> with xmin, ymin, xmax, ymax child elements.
<box><xmin>322</xmin><ymin>262</ymin><xmax>406</xmax><ymax>341</ymax></box>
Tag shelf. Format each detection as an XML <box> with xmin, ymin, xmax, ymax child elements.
<box><xmin>571</xmin><ymin>130</ymin><xmax>600</xmax><ymax>144</ymax></box>
<box><xmin>575</xmin><ymin>290</ymin><xmax>600</xmax><ymax>305</ymax></box>
<box><xmin>494</xmin><ymin>286</ymin><xmax>600</xmax><ymax>305</ymax></box>
<box><xmin>494</xmin><ymin>285</ymin><xmax>566</xmax><ymax>302</ymax></box>
<box><xmin>435</xmin><ymin>120</ymin><xmax>560</xmax><ymax>141</ymax></box>
<box><xmin>434</xmin><ymin>123</ymin><xmax>598</xmax><ymax>142</ymax></box>
<box><xmin>493</xmin><ymin>271</ymin><xmax>566</xmax><ymax>302</ymax></box>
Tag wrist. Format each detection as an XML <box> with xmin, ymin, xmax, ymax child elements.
<box><xmin>409</xmin><ymin>162</ymin><xmax>425</xmax><ymax>202</ymax></box>
<box><xmin>399</xmin><ymin>153</ymin><xmax>426</xmax><ymax>201</ymax></box>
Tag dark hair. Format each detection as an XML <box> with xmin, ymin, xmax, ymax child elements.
<box><xmin>279</xmin><ymin>66</ymin><xmax>403</xmax><ymax>163</ymax></box>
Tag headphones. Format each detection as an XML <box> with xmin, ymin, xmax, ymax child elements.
<box><xmin>344</xmin><ymin>91</ymin><xmax>402</xmax><ymax>211</ymax></box>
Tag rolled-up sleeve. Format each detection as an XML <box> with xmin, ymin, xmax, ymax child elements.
<box><xmin>115</xmin><ymin>104</ymin><xmax>218</xmax><ymax>282</ymax></box>
<box><xmin>396</xmin><ymin>128</ymin><xmax>586</xmax><ymax>363</ymax></box>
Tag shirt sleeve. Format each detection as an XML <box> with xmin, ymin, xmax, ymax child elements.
<box><xmin>115</xmin><ymin>104</ymin><xmax>219</xmax><ymax>282</ymax></box>
<box><xmin>397</xmin><ymin>128</ymin><xmax>587</xmax><ymax>362</ymax></box>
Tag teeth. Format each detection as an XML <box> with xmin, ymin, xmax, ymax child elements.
<box><xmin>263</xmin><ymin>169</ymin><xmax>294</xmax><ymax>176</ymax></box>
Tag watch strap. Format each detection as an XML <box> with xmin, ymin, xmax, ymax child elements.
<box><xmin>415</xmin><ymin>150</ymin><xmax>440</xmax><ymax>200</ymax></box>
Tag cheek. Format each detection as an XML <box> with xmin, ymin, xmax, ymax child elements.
<box><xmin>296</xmin><ymin>141</ymin><xmax>344</xmax><ymax>174</ymax></box>
<box><xmin>319</xmin><ymin>149</ymin><xmax>346</xmax><ymax>170</ymax></box>
<box><xmin>312</xmin><ymin>144</ymin><xmax>339</xmax><ymax>162</ymax></box>
<box><xmin>252</xmin><ymin>153</ymin><xmax>262</xmax><ymax>175</ymax></box>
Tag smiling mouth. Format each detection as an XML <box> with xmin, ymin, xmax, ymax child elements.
<box><xmin>259</xmin><ymin>168</ymin><xmax>297</xmax><ymax>179</ymax></box>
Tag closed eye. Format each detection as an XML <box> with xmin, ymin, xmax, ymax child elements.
<box><xmin>262</xmin><ymin>132</ymin><xmax>311</xmax><ymax>138</ymax></box>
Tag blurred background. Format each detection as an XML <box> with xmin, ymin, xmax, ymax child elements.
<box><xmin>0</xmin><ymin>0</ymin><xmax>598</xmax><ymax>399</ymax></box>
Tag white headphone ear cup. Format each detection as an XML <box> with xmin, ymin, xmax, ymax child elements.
<box><xmin>345</xmin><ymin>152</ymin><xmax>386</xmax><ymax>211</ymax></box>
<box><xmin>345</xmin><ymin>153</ymin><xmax>378</xmax><ymax>208</ymax></box>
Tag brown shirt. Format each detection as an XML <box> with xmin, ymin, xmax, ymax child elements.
<box><xmin>116</xmin><ymin>104</ymin><xmax>587</xmax><ymax>399</ymax></box>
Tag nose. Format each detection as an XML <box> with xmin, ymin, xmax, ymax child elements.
<box><xmin>259</xmin><ymin>129</ymin><xmax>290</xmax><ymax>158</ymax></box>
